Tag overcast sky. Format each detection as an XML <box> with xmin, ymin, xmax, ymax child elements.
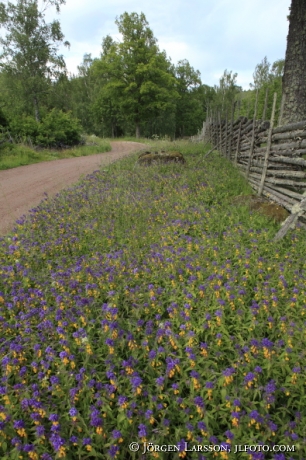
<box><xmin>53</xmin><ymin>0</ymin><xmax>291</xmax><ymax>90</ymax></box>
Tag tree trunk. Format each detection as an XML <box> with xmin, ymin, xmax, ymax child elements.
<box><xmin>282</xmin><ymin>0</ymin><xmax>306</xmax><ymax>124</ymax></box>
<box><xmin>33</xmin><ymin>96</ymin><xmax>40</xmax><ymax>122</ymax></box>
<box><xmin>135</xmin><ymin>122</ymin><xmax>140</xmax><ymax>138</ymax></box>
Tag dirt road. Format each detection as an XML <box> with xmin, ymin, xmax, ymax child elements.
<box><xmin>0</xmin><ymin>141</ymin><xmax>145</xmax><ymax>236</ymax></box>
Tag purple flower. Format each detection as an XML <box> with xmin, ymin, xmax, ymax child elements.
<box><xmin>244</xmin><ymin>372</ymin><xmax>255</xmax><ymax>383</ymax></box>
<box><xmin>178</xmin><ymin>439</ymin><xmax>186</xmax><ymax>451</ymax></box>
<box><xmin>108</xmin><ymin>445</ymin><xmax>119</xmax><ymax>458</ymax></box>
<box><xmin>82</xmin><ymin>437</ymin><xmax>91</xmax><ymax>445</ymax></box>
<box><xmin>190</xmin><ymin>370</ymin><xmax>200</xmax><ymax>379</ymax></box>
<box><xmin>148</xmin><ymin>350</ymin><xmax>156</xmax><ymax>360</ymax></box>
<box><xmin>194</xmin><ymin>396</ymin><xmax>204</xmax><ymax>408</ymax></box>
<box><xmin>130</xmin><ymin>376</ymin><xmax>142</xmax><ymax>390</ymax></box>
<box><xmin>268</xmin><ymin>421</ymin><xmax>278</xmax><ymax>432</ymax></box>
<box><xmin>198</xmin><ymin>421</ymin><xmax>207</xmax><ymax>431</ymax></box>
<box><xmin>225</xmin><ymin>430</ymin><xmax>234</xmax><ymax>439</ymax></box>
<box><xmin>112</xmin><ymin>430</ymin><xmax>122</xmax><ymax>439</ymax></box>
<box><xmin>138</xmin><ymin>423</ymin><xmax>147</xmax><ymax>437</ymax></box>
<box><xmin>50</xmin><ymin>434</ymin><xmax>65</xmax><ymax>451</ymax></box>
<box><xmin>249</xmin><ymin>410</ymin><xmax>263</xmax><ymax>422</ymax></box>
<box><xmin>23</xmin><ymin>443</ymin><xmax>35</xmax><ymax>452</ymax></box>
<box><xmin>118</xmin><ymin>396</ymin><xmax>127</xmax><ymax>406</ymax></box>
<box><xmin>36</xmin><ymin>425</ymin><xmax>45</xmax><ymax>437</ymax></box>
<box><xmin>265</xmin><ymin>380</ymin><xmax>276</xmax><ymax>393</ymax></box>
<box><xmin>156</xmin><ymin>376</ymin><xmax>165</xmax><ymax>386</ymax></box>
<box><xmin>13</xmin><ymin>420</ymin><xmax>25</xmax><ymax>429</ymax></box>
<box><xmin>145</xmin><ymin>410</ymin><xmax>153</xmax><ymax>420</ymax></box>
<box><xmin>69</xmin><ymin>408</ymin><xmax>78</xmax><ymax>417</ymax></box>
<box><xmin>262</xmin><ymin>338</ymin><xmax>273</xmax><ymax>348</ymax></box>
<box><xmin>223</xmin><ymin>367</ymin><xmax>235</xmax><ymax>377</ymax></box>
<box><xmin>292</xmin><ymin>367</ymin><xmax>301</xmax><ymax>373</ymax></box>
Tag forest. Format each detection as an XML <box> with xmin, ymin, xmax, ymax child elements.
<box><xmin>0</xmin><ymin>0</ymin><xmax>284</xmax><ymax>146</ymax></box>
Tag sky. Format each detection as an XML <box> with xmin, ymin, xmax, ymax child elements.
<box><xmin>51</xmin><ymin>0</ymin><xmax>291</xmax><ymax>90</ymax></box>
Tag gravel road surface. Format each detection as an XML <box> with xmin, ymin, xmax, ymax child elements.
<box><xmin>0</xmin><ymin>141</ymin><xmax>145</xmax><ymax>236</ymax></box>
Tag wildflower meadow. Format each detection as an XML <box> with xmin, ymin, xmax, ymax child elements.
<box><xmin>0</xmin><ymin>141</ymin><xmax>306</xmax><ymax>459</ymax></box>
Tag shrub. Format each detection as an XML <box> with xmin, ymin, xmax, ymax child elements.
<box><xmin>9</xmin><ymin>115</ymin><xmax>39</xmax><ymax>141</ymax></box>
<box><xmin>36</xmin><ymin>109</ymin><xmax>82</xmax><ymax>147</ymax></box>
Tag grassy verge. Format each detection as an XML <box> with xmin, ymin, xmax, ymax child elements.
<box><xmin>0</xmin><ymin>135</ymin><xmax>111</xmax><ymax>170</ymax></box>
<box><xmin>110</xmin><ymin>136</ymin><xmax>152</xmax><ymax>144</ymax></box>
<box><xmin>0</xmin><ymin>141</ymin><xmax>305</xmax><ymax>459</ymax></box>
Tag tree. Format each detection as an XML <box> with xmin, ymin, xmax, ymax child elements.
<box><xmin>174</xmin><ymin>59</ymin><xmax>204</xmax><ymax>137</ymax></box>
<box><xmin>245</xmin><ymin>57</ymin><xmax>285</xmax><ymax>121</ymax></box>
<box><xmin>0</xmin><ymin>0</ymin><xmax>69</xmax><ymax>121</ymax></box>
<box><xmin>69</xmin><ymin>53</ymin><xmax>96</xmax><ymax>133</ymax></box>
<box><xmin>90</xmin><ymin>39</ymin><xmax>124</xmax><ymax>137</ymax></box>
<box><xmin>250</xmin><ymin>56</ymin><xmax>271</xmax><ymax>90</ymax></box>
<box><xmin>282</xmin><ymin>0</ymin><xmax>306</xmax><ymax>124</ymax></box>
<box><xmin>214</xmin><ymin>69</ymin><xmax>241</xmax><ymax>119</ymax></box>
<box><xmin>94</xmin><ymin>12</ymin><xmax>179</xmax><ymax>138</ymax></box>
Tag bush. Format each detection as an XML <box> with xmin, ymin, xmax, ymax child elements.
<box><xmin>9</xmin><ymin>115</ymin><xmax>39</xmax><ymax>141</ymax></box>
<box><xmin>8</xmin><ymin>110</ymin><xmax>82</xmax><ymax>147</ymax></box>
<box><xmin>36</xmin><ymin>109</ymin><xmax>82</xmax><ymax>147</ymax></box>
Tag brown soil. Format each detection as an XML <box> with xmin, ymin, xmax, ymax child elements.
<box><xmin>0</xmin><ymin>141</ymin><xmax>145</xmax><ymax>236</ymax></box>
<box><xmin>230</xmin><ymin>195</ymin><xmax>289</xmax><ymax>223</ymax></box>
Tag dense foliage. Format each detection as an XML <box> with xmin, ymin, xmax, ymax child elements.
<box><xmin>0</xmin><ymin>5</ymin><xmax>214</xmax><ymax>141</ymax></box>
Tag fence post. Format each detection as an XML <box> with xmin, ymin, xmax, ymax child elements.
<box><xmin>278</xmin><ymin>93</ymin><xmax>285</xmax><ymax>126</ymax></box>
<box><xmin>213</xmin><ymin>110</ymin><xmax>217</xmax><ymax>145</ymax></box>
<box><xmin>237</xmin><ymin>99</ymin><xmax>241</xmax><ymax>118</ymax></box>
<box><xmin>258</xmin><ymin>92</ymin><xmax>277</xmax><ymax>196</ymax></box>
<box><xmin>262</xmin><ymin>87</ymin><xmax>269</xmax><ymax>121</ymax></box>
<box><xmin>218</xmin><ymin>111</ymin><xmax>222</xmax><ymax>152</ymax></box>
<box><xmin>234</xmin><ymin>119</ymin><xmax>242</xmax><ymax>166</ymax></box>
<box><xmin>229</xmin><ymin>102</ymin><xmax>235</xmax><ymax>160</ymax></box>
<box><xmin>225</xmin><ymin>113</ymin><xmax>228</xmax><ymax>157</ymax></box>
<box><xmin>246</xmin><ymin>89</ymin><xmax>259</xmax><ymax>178</ymax></box>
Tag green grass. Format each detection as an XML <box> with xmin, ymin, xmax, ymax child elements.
<box><xmin>0</xmin><ymin>135</ymin><xmax>111</xmax><ymax>170</ymax></box>
<box><xmin>0</xmin><ymin>140</ymin><xmax>306</xmax><ymax>459</ymax></box>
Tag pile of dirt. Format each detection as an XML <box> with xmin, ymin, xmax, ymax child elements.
<box><xmin>138</xmin><ymin>150</ymin><xmax>186</xmax><ymax>165</ymax></box>
<box><xmin>230</xmin><ymin>195</ymin><xmax>289</xmax><ymax>223</ymax></box>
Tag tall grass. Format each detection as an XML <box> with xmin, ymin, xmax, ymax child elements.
<box><xmin>0</xmin><ymin>136</ymin><xmax>111</xmax><ymax>170</ymax></box>
<box><xmin>0</xmin><ymin>141</ymin><xmax>305</xmax><ymax>459</ymax></box>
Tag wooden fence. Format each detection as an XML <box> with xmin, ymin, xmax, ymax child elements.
<box><xmin>203</xmin><ymin>93</ymin><xmax>306</xmax><ymax>239</ymax></box>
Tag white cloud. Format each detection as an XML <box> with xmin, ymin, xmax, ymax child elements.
<box><xmin>43</xmin><ymin>0</ymin><xmax>291</xmax><ymax>88</ymax></box>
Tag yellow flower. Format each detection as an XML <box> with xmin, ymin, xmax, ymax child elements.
<box><xmin>232</xmin><ymin>418</ymin><xmax>239</xmax><ymax>427</ymax></box>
